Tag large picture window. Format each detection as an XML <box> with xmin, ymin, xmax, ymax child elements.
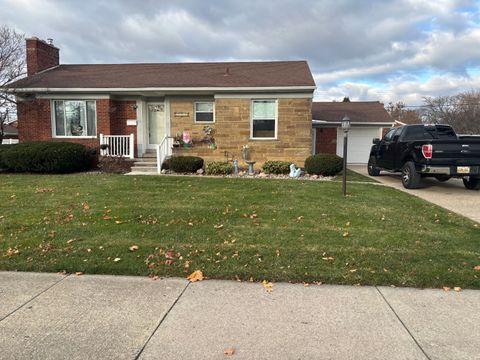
<box><xmin>53</xmin><ymin>100</ymin><xmax>97</xmax><ymax>137</ymax></box>
<box><xmin>251</xmin><ymin>100</ymin><xmax>277</xmax><ymax>139</ymax></box>
<box><xmin>194</xmin><ymin>101</ymin><xmax>214</xmax><ymax>123</ymax></box>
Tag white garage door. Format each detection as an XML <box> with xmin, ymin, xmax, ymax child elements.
<box><xmin>336</xmin><ymin>127</ymin><xmax>382</xmax><ymax>164</ymax></box>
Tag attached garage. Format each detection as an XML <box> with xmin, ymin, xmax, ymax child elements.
<box><xmin>335</xmin><ymin>127</ymin><xmax>383</xmax><ymax>164</ymax></box>
<box><xmin>312</xmin><ymin>101</ymin><xmax>393</xmax><ymax>164</ymax></box>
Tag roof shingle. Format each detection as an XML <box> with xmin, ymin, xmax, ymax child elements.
<box><xmin>312</xmin><ymin>101</ymin><xmax>392</xmax><ymax>123</ymax></box>
<box><xmin>9</xmin><ymin>61</ymin><xmax>315</xmax><ymax>90</ymax></box>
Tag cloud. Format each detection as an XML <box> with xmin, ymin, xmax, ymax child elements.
<box><xmin>0</xmin><ymin>0</ymin><xmax>479</xmax><ymax>104</ymax></box>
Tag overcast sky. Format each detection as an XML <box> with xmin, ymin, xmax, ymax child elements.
<box><xmin>1</xmin><ymin>0</ymin><xmax>479</xmax><ymax>105</ymax></box>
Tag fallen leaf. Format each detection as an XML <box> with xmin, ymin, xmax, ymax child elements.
<box><xmin>345</xmin><ymin>221</ymin><xmax>350</xmax><ymax>226</ymax></box>
<box><xmin>187</xmin><ymin>270</ymin><xmax>204</xmax><ymax>282</ymax></box>
<box><xmin>113</xmin><ymin>257</ymin><xmax>121</xmax><ymax>262</ymax></box>
<box><xmin>129</xmin><ymin>245</ymin><xmax>139</xmax><ymax>252</ymax></box>
<box><xmin>103</xmin><ymin>215</ymin><xmax>113</xmax><ymax>220</ymax></box>
<box><xmin>262</xmin><ymin>280</ymin><xmax>273</xmax><ymax>293</ymax></box>
<box><xmin>115</xmin><ymin>220</ymin><xmax>124</xmax><ymax>224</ymax></box>
<box><xmin>349</xmin><ymin>269</ymin><xmax>357</xmax><ymax>273</ymax></box>
<box><xmin>343</xmin><ymin>232</ymin><xmax>349</xmax><ymax>237</ymax></box>
<box><xmin>442</xmin><ymin>286</ymin><xmax>451</xmax><ymax>292</ymax></box>
<box><xmin>82</xmin><ymin>202</ymin><xmax>90</xmax><ymax>210</ymax></box>
<box><xmin>214</xmin><ymin>224</ymin><xmax>224</xmax><ymax>229</ymax></box>
<box><xmin>223</xmin><ymin>348</ymin><xmax>235</xmax><ymax>356</ymax></box>
<box><xmin>75</xmin><ymin>272</ymin><xmax>83</xmax><ymax>276</ymax></box>
<box><xmin>454</xmin><ymin>287</ymin><xmax>462</xmax><ymax>292</ymax></box>
<box><xmin>474</xmin><ymin>265</ymin><xmax>480</xmax><ymax>271</ymax></box>
<box><xmin>322</xmin><ymin>257</ymin><xmax>334</xmax><ymax>261</ymax></box>
<box><xmin>35</xmin><ymin>188</ymin><xmax>54</xmax><ymax>193</ymax></box>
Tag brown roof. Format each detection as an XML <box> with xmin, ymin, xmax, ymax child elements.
<box><xmin>8</xmin><ymin>61</ymin><xmax>315</xmax><ymax>90</ymax></box>
<box><xmin>312</xmin><ymin>101</ymin><xmax>392</xmax><ymax>123</ymax></box>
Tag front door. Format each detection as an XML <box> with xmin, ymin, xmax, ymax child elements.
<box><xmin>147</xmin><ymin>103</ymin><xmax>166</xmax><ymax>148</ymax></box>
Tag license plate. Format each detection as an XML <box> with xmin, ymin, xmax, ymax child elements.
<box><xmin>457</xmin><ymin>166</ymin><xmax>470</xmax><ymax>174</ymax></box>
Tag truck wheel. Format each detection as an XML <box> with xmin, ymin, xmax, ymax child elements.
<box><xmin>401</xmin><ymin>161</ymin><xmax>421</xmax><ymax>189</ymax></box>
<box><xmin>463</xmin><ymin>176</ymin><xmax>480</xmax><ymax>190</ymax></box>
<box><xmin>367</xmin><ymin>156</ymin><xmax>380</xmax><ymax>176</ymax></box>
<box><xmin>435</xmin><ymin>175</ymin><xmax>451</xmax><ymax>182</ymax></box>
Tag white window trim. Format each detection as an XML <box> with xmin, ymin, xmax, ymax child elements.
<box><xmin>194</xmin><ymin>101</ymin><xmax>215</xmax><ymax>123</ymax></box>
<box><xmin>250</xmin><ymin>99</ymin><xmax>278</xmax><ymax>140</ymax></box>
<box><xmin>51</xmin><ymin>100</ymin><xmax>98</xmax><ymax>138</ymax></box>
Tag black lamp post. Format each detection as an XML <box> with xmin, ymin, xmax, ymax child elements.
<box><xmin>341</xmin><ymin>115</ymin><xmax>351</xmax><ymax>196</ymax></box>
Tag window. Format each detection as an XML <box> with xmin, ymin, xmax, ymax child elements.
<box><xmin>53</xmin><ymin>100</ymin><xmax>96</xmax><ymax>137</ymax></box>
<box><xmin>251</xmin><ymin>100</ymin><xmax>277</xmax><ymax>139</ymax></box>
<box><xmin>383</xmin><ymin>128</ymin><xmax>397</xmax><ymax>141</ymax></box>
<box><xmin>194</xmin><ymin>102</ymin><xmax>214</xmax><ymax>122</ymax></box>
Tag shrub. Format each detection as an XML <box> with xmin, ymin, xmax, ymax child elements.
<box><xmin>0</xmin><ymin>144</ymin><xmax>16</xmax><ymax>169</ymax></box>
<box><xmin>1</xmin><ymin>141</ymin><xmax>91</xmax><ymax>173</ymax></box>
<box><xmin>205</xmin><ymin>161</ymin><xmax>233</xmax><ymax>175</ymax></box>
<box><xmin>304</xmin><ymin>153</ymin><xmax>343</xmax><ymax>176</ymax></box>
<box><xmin>161</xmin><ymin>157</ymin><xmax>171</xmax><ymax>170</ymax></box>
<box><xmin>262</xmin><ymin>160</ymin><xmax>291</xmax><ymax>175</ymax></box>
<box><xmin>168</xmin><ymin>156</ymin><xmax>204</xmax><ymax>173</ymax></box>
<box><xmin>98</xmin><ymin>156</ymin><xmax>132</xmax><ymax>174</ymax></box>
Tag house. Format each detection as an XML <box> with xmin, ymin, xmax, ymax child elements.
<box><xmin>6</xmin><ymin>37</ymin><xmax>316</xmax><ymax>172</ymax></box>
<box><xmin>312</xmin><ymin>101</ymin><xmax>393</xmax><ymax>163</ymax></box>
<box><xmin>1</xmin><ymin>123</ymin><xmax>19</xmax><ymax>144</ymax></box>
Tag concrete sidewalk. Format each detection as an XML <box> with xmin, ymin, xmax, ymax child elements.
<box><xmin>1</xmin><ymin>272</ymin><xmax>479</xmax><ymax>360</ymax></box>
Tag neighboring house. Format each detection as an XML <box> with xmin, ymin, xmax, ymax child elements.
<box><xmin>1</xmin><ymin>123</ymin><xmax>19</xmax><ymax>144</ymax></box>
<box><xmin>312</xmin><ymin>101</ymin><xmax>393</xmax><ymax>164</ymax></box>
<box><xmin>5</xmin><ymin>37</ymin><xmax>316</xmax><ymax>171</ymax></box>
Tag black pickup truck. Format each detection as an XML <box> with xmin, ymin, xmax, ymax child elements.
<box><xmin>368</xmin><ymin>124</ymin><xmax>480</xmax><ymax>190</ymax></box>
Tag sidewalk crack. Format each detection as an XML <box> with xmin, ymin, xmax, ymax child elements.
<box><xmin>0</xmin><ymin>273</ymin><xmax>70</xmax><ymax>323</ymax></box>
<box><xmin>375</xmin><ymin>286</ymin><xmax>432</xmax><ymax>360</ymax></box>
<box><xmin>134</xmin><ymin>281</ymin><xmax>190</xmax><ymax>360</ymax></box>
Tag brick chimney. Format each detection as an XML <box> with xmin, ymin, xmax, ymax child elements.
<box><xmin>26</xmin><ymin>37</ymin><xmax>60</xmax><ymax>76</ymax></box>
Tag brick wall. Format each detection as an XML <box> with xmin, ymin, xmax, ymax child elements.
<box><xmin>26</xmin><ymin>38</ymin><xmax>59</xmax><ymax>76</ymax></box>
<box><xmin>315</xmin><ymin>127</ymin><xmax>337</xmax><ymax>154</ymax></box>
<box><xmin>171</xmin><ymin>98</ymin><xmax>312</xmax><ymax>167</ymax></box>
<box><xmin>16</xmin><ymin>98</ymin><xmax>136</xmax><ymax>151</ymax></box>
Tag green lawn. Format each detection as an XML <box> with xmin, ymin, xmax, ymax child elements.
<box><xmin>1</xmin><ymin>174</ymin><xmax>479</xmax><ymax>288</ymax></box>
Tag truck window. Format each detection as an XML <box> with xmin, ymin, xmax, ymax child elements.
<box><xmin>434</xmin><ymin>126</ymin><xmax>457</xmax><ymax>139</ymax></box>
<box><xmin>403</xmin><ymin>126</ymin><xmax>429</xmax><ymax>140</ymax></box>
<box><xmin>383</xmin><ymin>128</ymin><xmax>397</xmax><ymax>141</ymax></box>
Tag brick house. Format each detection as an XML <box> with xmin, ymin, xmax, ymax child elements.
<box><xmin>312</xmin><ymin>101</ymin><xmax>393</xmax><ymax>163</ymax></box>
<box><xmin>6</xmin><ymin>38</ymin><xmax>316</xmax><ymax>172</ymax></box>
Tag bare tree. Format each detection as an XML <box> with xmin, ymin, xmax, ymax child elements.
<box><xmin>386</xmin><ymin>101</ymin><xmax>422</xmax><ymax>125</ymax></box>
<box><xmin>0</xmin><ymin>26</ymin><xmax>25</xmax><ymax>143</ymax></box>
<box><xmin>422</xmin><ymin>90</ymin><xmax>480</xmax><ymax>134</ymax></box>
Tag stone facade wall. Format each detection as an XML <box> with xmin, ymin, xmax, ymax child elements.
<box><xmin>170</xmin><ymin>97</ymin><xmax>312</xmax><ymax>167</ymax></box>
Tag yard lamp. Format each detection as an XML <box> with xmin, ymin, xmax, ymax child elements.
<box><xmin>341</xmin><ymin>115</ymin><xmax>351</xmax><ymax>196</ymax></box>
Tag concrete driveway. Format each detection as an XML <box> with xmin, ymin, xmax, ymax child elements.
<box><xmin>350</xmin><ymin>165</ymin><xmax>480</xmax><ymax>223</ymax></box>
<box><xmin>1</xmin><ymin>271</ymin><xmax>480</xmax><ymax>360</ymax></box>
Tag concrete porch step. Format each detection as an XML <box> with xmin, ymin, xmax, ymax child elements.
<box><xmin>133</xmin><ymin>160</ymin><xmax>157</xmax><ymax>166</ymax></box>
<box><xmin>128</xmin><ymin>166</ymin><xmax>158</xmax><ymax>174</ymax></box>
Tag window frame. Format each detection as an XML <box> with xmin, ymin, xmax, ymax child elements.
<box><xmin>51</xmin><ymin>99</ymin><xmax>97</xmax><ymax>138</ymax></box>
<box><xmin>194</xmin><ymin>101</ymin><xmax>215</xmax><ymax>123</ymax></box>
<box><xmin>250</xmin><ymin>99</ymin><xmax>278</xmax><ymax>140</ymax></box>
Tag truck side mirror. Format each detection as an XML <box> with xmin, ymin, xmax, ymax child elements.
<box><xmin>372</xmin><ymin>138</ymin><xmax>380</xmax><ymax>145</ymax></box>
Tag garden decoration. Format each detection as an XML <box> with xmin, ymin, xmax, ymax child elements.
<box><xmin>289</xmin><ymin>164</ymin><xmax>302</xmax><ymax>178</ymax></box>
<box><xmin>182</xmin><ymin>131</ymin><xmax>192</xmax><ymax>148</ymax></box>
<box><xmin>242</xmin><ymin>144</ymin><xmax>255</xmax><ymax>175</ymax></box>
<box><xmin>233</xmin><ymin>159</ymin><xmax>239</xmax><ymax>175</ymax></box>
<box><xmin>203</xmin><ymin>126</ymin><xmax>216</xmax><ymax>149</ymax></box>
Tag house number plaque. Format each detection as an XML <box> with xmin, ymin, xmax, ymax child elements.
<box><xmin>174</xmin><ymin>112</ymin><xmax>189</xmax><ymax>117</ymax></box>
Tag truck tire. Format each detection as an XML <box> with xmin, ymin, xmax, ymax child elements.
<box><xmin>463</xmin><ymin>176</ymin><xmax>480</xmax><ymax>190</ymax></box>
<box><xmin>434</xmin><ymin>175</ymin><xmax>451</xmax><ymax>182</ymax></box>
<box><xmin>367</xmin><ymin>156</ymin><xmax>381</xmax><ymax>176</ymax></box>
<box><xmin>401</xmin><ymin>161</ymin><xmax>421</xmax><ymax>189</ymax></box>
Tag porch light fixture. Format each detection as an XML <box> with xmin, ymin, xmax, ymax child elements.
<box><xmin>341</xmin><ymin>115</ymin><xmax>350</xmax><ymax>196</ymax></box>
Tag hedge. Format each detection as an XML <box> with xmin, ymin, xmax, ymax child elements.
<box><xmin>1</xmin><ymin>142</ymin><xmax>91</xmax><ymax>173</ymax></box>
<box><xmin>304</xmin><ymin>153</ymin><xmax>343</xmax><ymax>176</ymax></box>
<box><xmin>168</xmin><ymin>156</ymin><xmax>204</xmax><ymax>173</ymax></box>
<box><xmin>205</xmin><ymin>161</ymin><xmax>233</xmax><ymax>175</ymax></box>
<box><xmin>262</xmin><ymin>160</ymin><xmax>291</xmax><ymax>175</ymax></box>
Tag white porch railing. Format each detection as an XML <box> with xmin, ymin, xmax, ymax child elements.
<box><xmin>157</xmin><ymin>135</ymin><xmax>173</xmax><ymax>173</ymax></box>
<box><xmin>99</xmin><ymin>133</ymin><xmax>134</xmax><ymax>159</ymax></box>
<box><xmin>1</xmin><ymin>138</ymin><xmax>19</xmax><ymax>144</ymax></box>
